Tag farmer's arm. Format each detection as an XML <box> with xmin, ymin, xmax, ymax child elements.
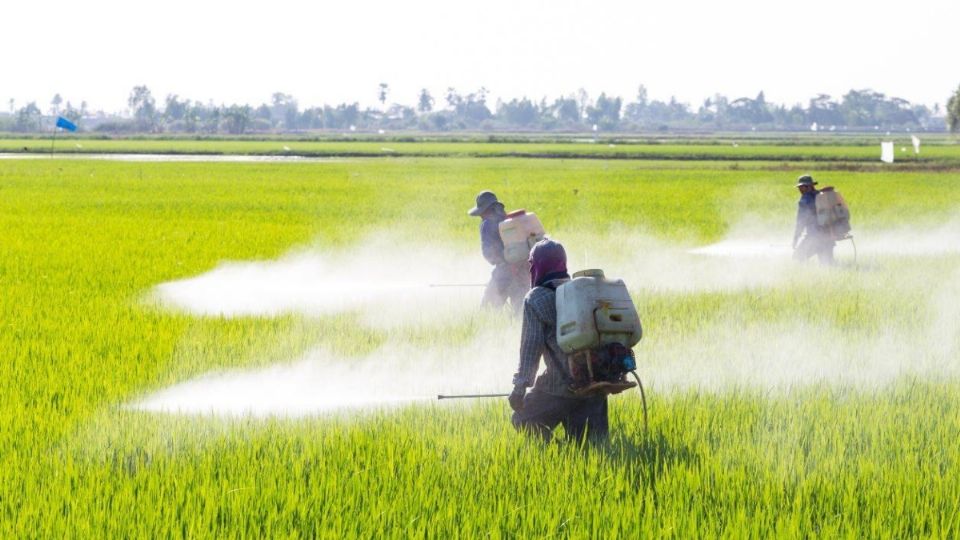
<box><xmin>480</xmin><ymin>219</ymin><xmax>506</xmax><ymax>265</ymax></box>
<box><xmin>512</xmin><ymin>296</ymin><xmax>544</xmax><ymax>387</ymax></box>
<box><xmin>793</xmin><ymin>203</ymin><xmax>804</xmax><ymax>247</ymax></box>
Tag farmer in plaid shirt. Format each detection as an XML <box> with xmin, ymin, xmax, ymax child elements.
<box><xmin>508</xmin><ymin>239</ymin><xmax>609</xmax><ymax>442</ymax></box>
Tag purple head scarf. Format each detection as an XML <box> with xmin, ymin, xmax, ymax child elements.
<box><xmin>529</xmin><ymin>238</ymin><xmax>569</xmax><ymax>287</ymax></box>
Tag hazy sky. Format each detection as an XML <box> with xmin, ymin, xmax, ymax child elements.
<box><xmin>3</xmin><ymin>0</ymin><xmax>957</xmax><ymax>114</ymax></box>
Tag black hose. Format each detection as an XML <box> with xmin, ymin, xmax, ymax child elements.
<box><xmin>630</xmin><ymin>370</ymin><xmax>649</xmax><ymax>434</ymax></box>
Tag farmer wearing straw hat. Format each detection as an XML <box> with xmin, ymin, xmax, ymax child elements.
<box><xmin>793</xmin><ymin>175</ymin><xmax>835</xmax><ymax>265</ymax></box>
<box><xmin>468</xmin><ymin>191</ymin><xmax>529</xmax><ymax>312</ymax></box>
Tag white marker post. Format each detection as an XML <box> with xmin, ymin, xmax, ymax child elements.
<box><xmin>881</xmin><ymin>141</ymin><xmax>895</xmax><ymax>163</ymax></box>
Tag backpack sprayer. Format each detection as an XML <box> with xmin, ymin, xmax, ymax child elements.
<box><xmin>499</xmin><ymin>209</ymin><xmax>546</xmax><ymax>263</ymax></box>
<box><xmin>557</xmin><ymin>269</ymin><xmax>648</xmax><ymax>431</ymax></box>
<box><xmin>816</xmin><ymin>186</ymin><xmax>856</xmax><ymax>264</ymax></box>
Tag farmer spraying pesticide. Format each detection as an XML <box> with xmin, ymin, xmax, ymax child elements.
<box><xmin>793</xmin><ymin>175</ymin><xmax>852</xmax><ymax>265</ymax></box>
<box><xmin>509</xmin><ymin>239</ymin><xmax>645</xmax><ymax>442</ymax></box>
<box><xmin>468</xmin><ymin>191</ymin><xmax>544</xmax><ymax>313</ymax></box>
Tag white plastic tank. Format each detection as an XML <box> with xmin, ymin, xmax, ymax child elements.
<box><xmin>815</xmin><ymin>187</ymin><xmax>850</xmax><ymax>227</ymax></box>
<box><xmin>556</xmin><ymin>269</ymin><xmax>642</xmax><ymax>354</ymax></box>
<box><xmin>499</xmin><ymin>209</ymin><xmax>546</xmax><ymax>264</ymax></box>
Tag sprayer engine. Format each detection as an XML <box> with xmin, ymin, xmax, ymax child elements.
<box><xmin>567</xmin><ymin>342</ymin><xmax>637</xmax><ymax>395</ymax></box>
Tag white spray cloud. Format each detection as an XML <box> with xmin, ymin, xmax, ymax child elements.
<box><xmin>133</xmin><ymin>326</ymin><xmax>520</xmax><ymax>417</ymax></box>
<box><xmin>559</xmin><ymin>220</ymin><xmax>800</xmax><ymax>292</ymax></box>
<box><xmin>929</xmin><ymin>267</ymin><xmax>960</xmax><ymax>359</ymax></box>
<box><xmin>851</xmin><ymin>220</ymin><xmax>960</xmax><ymax>257</ymax></box>
<box><xmin>686</xmin><ymin>218</ymin><xmax>960</xmax><ymax>259</ymax></box>
<box><xmin>137</xmin><ymin>222</ymin><xmax>960</xmax><ymax>418</ymax></box>
<box><xmin>152</xmin><ymin>228</ymin><xmax>805</xmax><ymax>322</ymax></box>
<box><xmin>614</xmin><ymin>236</ymin><xmax>795</xmax><ymax>292</ymax></box>
<box><xmin>134</xmin><ymin>311</ymin><xmax>960</xmax><ymax>418</ymax></box>
<box><xmin>643</xmin><ymin>320</ymin><xmax>958</xmax><ymax>394</ymax></box>
<box><xmin>153</xmin><ymin>237</ymin><xmax>490</xmax><ymax>328</ymax></box>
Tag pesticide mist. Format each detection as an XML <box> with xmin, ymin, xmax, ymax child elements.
<box><xmin>136</xmin><ymin>222</ymin><xmax>960</xmax><ymax>417</ymax></box>
<box><xmin>135</xmin><ymin>326</ymin><xmax>520</xmax><ymax>417</ymax></box>
<box><xmin>151</xmin><ymin>236</ymin><xmax>490</xmax><ymax>327</ymax></box>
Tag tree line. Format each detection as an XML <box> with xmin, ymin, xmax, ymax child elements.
<box><xmin>4</xmin><ymin>83</ymin><xmax>960</xmax><ymax>134</ymax></box>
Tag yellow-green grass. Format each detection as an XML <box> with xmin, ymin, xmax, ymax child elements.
<box><xmin>1</xmin><ymin>156</ymin><xmax>959</xmax><ymax>537</ymax></box>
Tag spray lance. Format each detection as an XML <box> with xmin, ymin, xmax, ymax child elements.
<box><xmin>435</xmin><ymin>350</ymin><xmax>648</xmax><ymax>432</ymax></box>
<box><xmin>436</xmin><ymin>373</ymin><xmax>648</xmax><ymax>433</ymax></box>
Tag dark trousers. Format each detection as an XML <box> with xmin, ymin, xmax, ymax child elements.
<box><xmin>512</xmin><ymin>390</ymin><xmax>609</xmax><ymax>442</ymax></box>
<box><xmin>481</xmin><ymin>262</ymin><xmax>529</xmax><ymax>313</ymax></box>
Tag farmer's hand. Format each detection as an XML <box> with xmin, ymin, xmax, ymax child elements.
<box><xmin>508</xmin><ymin>385</ymin><xmax>526</xmax><ymax>412</ymax></box>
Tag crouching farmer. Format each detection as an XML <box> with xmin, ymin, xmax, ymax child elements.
<box><xmin>508</xmin><ymin>239</ymin><xmax>608</xmax><ymax>443</ymax></box>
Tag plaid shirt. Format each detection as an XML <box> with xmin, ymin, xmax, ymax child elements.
<box><xmin>512</xmin><ymin>279</ymin><xmax>575</xmax><ymax>397</ymax></box>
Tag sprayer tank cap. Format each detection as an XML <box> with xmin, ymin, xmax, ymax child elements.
<box><xmin>573</xmin><ymin>269</ymin><xmax>605</xmax><ymax>279</ymax></box>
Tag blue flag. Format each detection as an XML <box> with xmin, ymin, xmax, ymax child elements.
<box><xmin>56</xmin><ymin>116</ymin><xmax>77</xmax><ymax>132</ymax></box>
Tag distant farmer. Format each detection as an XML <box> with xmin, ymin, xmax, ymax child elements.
<box><xmin>509</xmin><ymin>239</ymin><xmax>608</xmax><ymax>443</ymax></box>
<box><xmin>468</xmin><ymin>191</ymin><xmax>529</xmax><ymax>312</ymax></box>
<box><xmin>792</xmin><ymin>175</ymin><xmax>835</xmax><ymax>265</ymax></box>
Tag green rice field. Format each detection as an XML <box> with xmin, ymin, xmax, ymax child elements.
<box><xmin>2</xmin><ymin>142</ymin><xmax>959</xmax><ymax>537</ymax></box>
<box><xmin>2</xmin><ymin>134</ymin><xmax>960</xmax><ymax>163</ymax></box>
